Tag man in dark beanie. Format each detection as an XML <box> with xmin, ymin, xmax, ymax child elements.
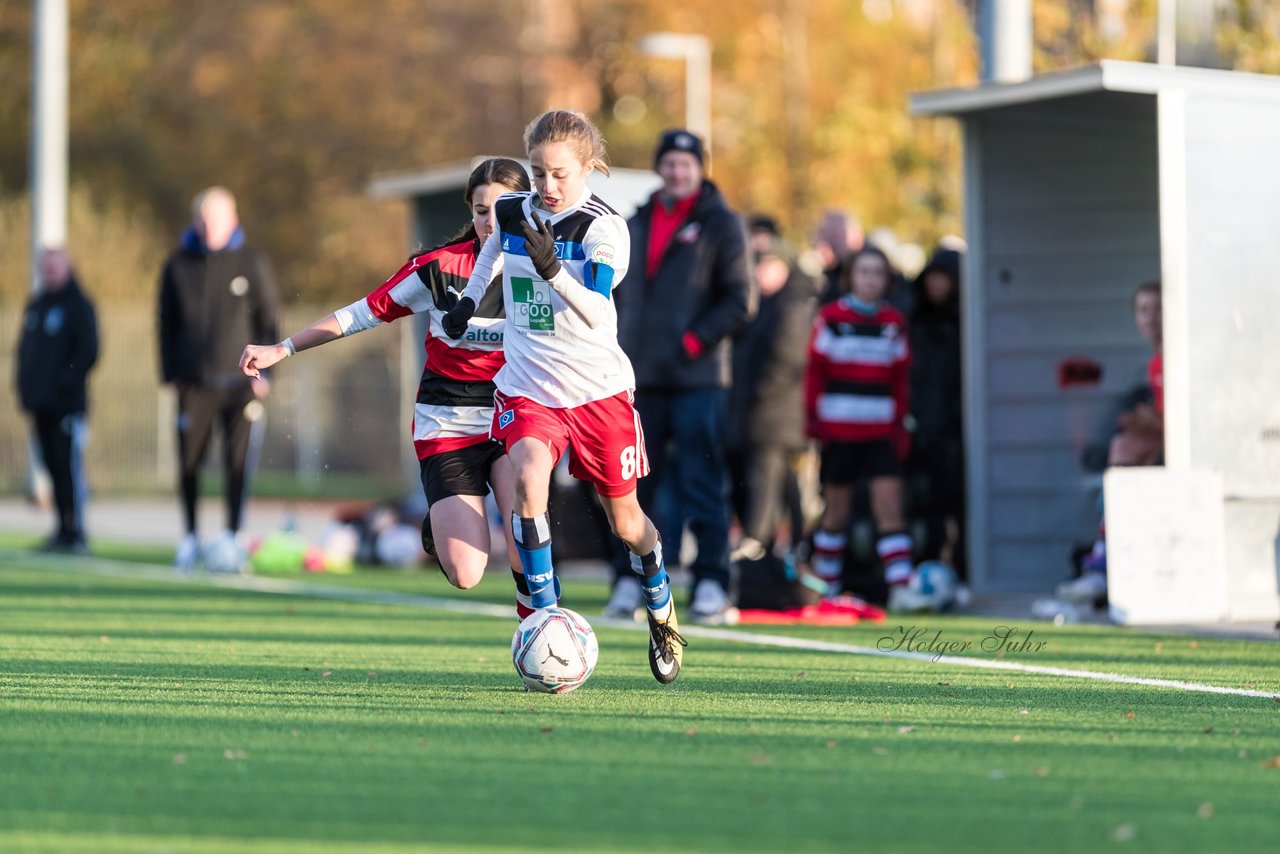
<box><xmin>610</xmin><ymin>128</ymin><xmax>755</xmax><ymax>625</ymax></box>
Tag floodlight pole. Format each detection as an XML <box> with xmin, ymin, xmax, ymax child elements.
<box><xmin>977</xmin><ymin>0</ymin><xmax>1032</xmax><ymax>83</ymax></box>
<box><xmin>637</xmin><ymin>32</ymin><xmax>712</xmax><ymax>153</ymax></box>
<box><xmin>31</xmin><ymin>0</ymin><xmax>69</xmax><ymax>293</ymax></box>
<box><xmin>1157</xmin><ymin>0</ymin><xmax>1177</xmax><ymax>66</ymax></box>
<box><xmin>26</xmin><ymin>0</ymin><xmax>68</xmax><ymax>508</ymax></box>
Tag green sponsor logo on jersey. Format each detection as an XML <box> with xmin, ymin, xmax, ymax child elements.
<box><xmin>511</xmin><ymin>276</ymin><xmax>555</xmax><ymax>333</ymax></box>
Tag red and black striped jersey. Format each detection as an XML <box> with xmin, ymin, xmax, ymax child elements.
<box><xmin>338</xmin><ymin>239</ymin><xmax>505</xmax><ymax>458</ymax></box>
<box><xmin>804</xmin><ymin>297</ymin><xmax>910</xmax><ymax>443</ymax></box>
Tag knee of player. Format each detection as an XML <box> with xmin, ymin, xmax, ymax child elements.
<box><xmin>453</xmin><ymin>568</ymin><xmax>486</xmax><ymax>588</ymax></box>
<box><xmin>453</xmin><ymin>573</ymin><xmax>483</xmax><ymax>591</ymax></box>
<box><xmin>442</xmin><ymin>559</ymin><xmax>485</xmax><ymax>590</ymax></box>
<box><xmin>513</xmin><ymin>470</ymin><xmax>547</xmax><ymax>505</ymax></box>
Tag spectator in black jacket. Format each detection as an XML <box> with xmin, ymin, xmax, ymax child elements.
<box><xmin>727</xmin><ymin>227</ymin><xmax>818</xmax><ymax>564</ymax></box>
<box><xmin>158</xmin><ymin>187</ymin><xmax>279</xmax><ymax>572</ymax></box>
<box><xmin>907</xmin><ymin>247</ymin><xmax>964</xmax><ymax>578</ymax></box>
<box><xmin>610</xmin><ymin>129</ymin><xmax>755</xmax><ymax>624</ymax></box>
<box><xmin>16</xmin><ymin>248</ymin><xmax>99</xmax><ymax>552</ymax></box>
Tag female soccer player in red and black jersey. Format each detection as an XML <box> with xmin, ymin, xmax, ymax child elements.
<box><xmin>804</xmin><ymin>246</ymin><xmax>924</xmax><ymax>612</ymax></box>
<box><xmin>240</xmin><ymin>158</ymin><xmax>538</xmax><ymax>613</ymax></box>
<box><xmin>441</xmin><ymin>110</ymin><xmax>687</xmax><ymax>684</ymax></box>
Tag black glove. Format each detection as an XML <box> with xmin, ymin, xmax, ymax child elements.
<box><xmin>441</xmin><ymin>297</ymin><xmax>475</xmax><ymax>339</ymax></box>
<box><xmin>520</xmin><ymin>215</ymin><xmax>562</xmax><ymax>281</ymax></box>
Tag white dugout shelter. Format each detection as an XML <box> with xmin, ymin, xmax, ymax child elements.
<box><xmin>912</xmin><ymin>60</ymin><xmax>1280</xmax><ymax>623</ymax></box>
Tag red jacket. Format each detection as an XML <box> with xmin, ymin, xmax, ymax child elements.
<box><xmin>1148</xmin><ymin>351</ymin><xmax>1163</xmax><ymax>415</ymax></box>
<box><xmin>804</xmin><ymin>297</ymin><xmax>910</xmax><ymax>445</ymax></box>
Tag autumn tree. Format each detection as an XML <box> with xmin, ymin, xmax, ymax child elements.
<box><xmin>0</xmin><ymin>1</ymin><xmax>541</xmax><ymax>301</ymax></box>
<box><xmin>2</xmin><ymin>0</ymin><xmax>1278</xmax><ymax>303</ymax></box>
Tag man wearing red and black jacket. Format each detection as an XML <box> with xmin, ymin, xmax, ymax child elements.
<box><xmin>611</xmin><ymin>129</ymin><xmax>755</xmax><ymax>625</ymax></box>
<box><xmin>804</xmin><ymin>247</ymin><xmax>921</xmax><ymax>611</ymax></box>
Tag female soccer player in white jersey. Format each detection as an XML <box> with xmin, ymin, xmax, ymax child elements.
<box><xmin>442</xmin><ymin>110</ymin><xmax>687</xmax><ymax>684</ymax></box>
<box><xmin>239</xmin><ymin>158</ymin><xmax>542</xmax><ymax>615</ymax></box>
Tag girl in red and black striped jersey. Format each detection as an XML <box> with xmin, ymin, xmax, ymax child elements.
<box><xmin>240</xmin><ymin>158</ymin><xmax>539</xmax><ymax>613</ymax></box>
<box><xmin>804</xmin><ymin>246</ymin><xmax>920</xmax><ymax>611</ymax></box>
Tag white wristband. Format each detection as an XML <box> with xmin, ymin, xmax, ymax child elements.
<box><xmin>281</xmin><ymin>337</ymin><xmax>296</xmax><ymax>357</ymax></box>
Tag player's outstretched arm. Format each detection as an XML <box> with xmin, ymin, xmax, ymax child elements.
<box><xmin>239</xmin><ymin>313</ymin><xmax>345</xmax><ymax>378</ymax></box>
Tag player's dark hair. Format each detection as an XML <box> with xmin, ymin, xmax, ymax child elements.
<box><xmin>523</xmin><ymin>109</ymin><xmax>611</xmax><ymax>176</ymax></box>
<box><xmin>412</xmin><ymin>157</ymin><xmax>531</xmax><ymax>259</ymax></box>
<box><xmin>1133</xmin><ymin>280</ymin><xmax>1161</xmax><ymax>304</ymax></box>
<box><xmin>843</xmin><ymin>245</ymin><xmax>894</xmax><ymax>294</ymax></box>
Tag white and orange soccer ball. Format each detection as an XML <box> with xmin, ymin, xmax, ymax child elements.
<box><xmin>511</xmin><ymin>607</ymin><xmax>599</xmax><ymax>694</ymax></box>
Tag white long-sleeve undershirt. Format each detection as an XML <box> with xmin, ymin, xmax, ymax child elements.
<box><xmin>333</xmin><ymin>298</ymin><xmax>381</xmax><ymax>336</ymax></box>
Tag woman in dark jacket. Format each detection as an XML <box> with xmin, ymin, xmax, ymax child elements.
<box><xmin>907</xmin><ymin>248</ymin><xmax>965</xmax><ymax>578</ymax></box>
<box><xmin>727</xmin><ymin>237</ymin><xmax>818</xmax><ymax>561</ymax></box>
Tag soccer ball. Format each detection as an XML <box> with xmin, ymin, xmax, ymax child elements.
<box><xmin>910</xmin><ymin>561</ymin><xmax>959</xmax><ymax>611</ymax></box>
<box><xmin>203</xmin><ymin>533</ymin><xmax>247</xmax><ymax>575</ymax></box>
<box><xmin>318</xmin><ymin>523</ymin><xmax>360</xmax><ymax>573</ymax></box>
<box><xmin>511</xmin><ymin>607</ymin><xmax>599</xmax><ymax>694</ymax></box>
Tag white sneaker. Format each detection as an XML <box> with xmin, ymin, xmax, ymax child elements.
<box><xmin>603</xmin><ymin>575</ymin><xmax>644</xmax><ymax>621</ymax></box>
<box><xmin>729</xmin><ymin>536</ymin><xmax>767</xmax><ymax>563</ymax></box>
<box><xmin>204</xmin><ymin>530</ymin><xmax>248</xmax><ymax>575</ymax></box>
<box><xmin>1031</xmin><ymin>597</ymin><xmax>1082</xmax><ymax>625</ymax></box>
<box><xmin>887</xmin><ymin>583</ymin><xmax>937</xmax><ymax>614</ymax></box>
<box><xmin>689</xmin><ymin>579</ymin><xmax>739</xmax><ymax>626</ymax></box>
<box><xmin>174</xmin><ymin>534</ymin><xmax>201</xmax><ymax>573</ymax></box>
<box><xmin>1054</xmin><ymin>571</ymin><xmax>1107</xmax><ymax>604</ymax></box>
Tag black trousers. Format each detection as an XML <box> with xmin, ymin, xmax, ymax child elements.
<box><xmin>176</xmin><ymin>384</ymin><xmax>261</xmax><ymax>535</ymax></box>
<box><xmin>33</xmin><ymin>412</ymin><xmax>89</xmax><ymax>542</ymax></box>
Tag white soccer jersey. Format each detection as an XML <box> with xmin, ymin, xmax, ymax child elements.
<box><xmin>460</xmin><ymin>189</ymin><xmax>634</xmax><ymax>408</ymax></box>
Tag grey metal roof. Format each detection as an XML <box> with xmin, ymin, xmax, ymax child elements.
<box><xmin>911</xmin><ymin>60</ymin><xmax>1280</xmax><ymax>117</ymax></box>
<box><xmin>367</xmin><ymin>157</ymin><xmax>512</xmax><ymax>199</ymax></box>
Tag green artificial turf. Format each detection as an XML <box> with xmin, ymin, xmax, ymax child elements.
<box><xmin>1</xmin><ymin>548</ymin><xmax>1278</xmax><ymax>853</ymax></box>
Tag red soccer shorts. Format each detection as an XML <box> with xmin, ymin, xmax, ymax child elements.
<box><xmin>491</xmin><ymin>390</ymin><xmax>649</xmax><ymax>498</ymax></box>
